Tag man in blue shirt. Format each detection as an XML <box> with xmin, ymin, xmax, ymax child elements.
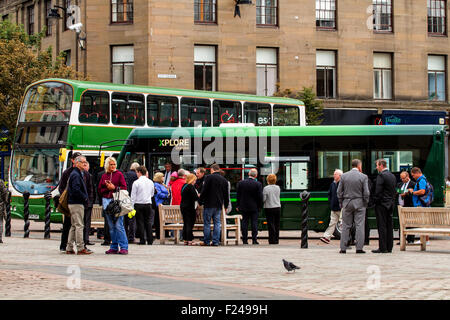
<box><xmin>408</xmin><ymin>167</ymin><xmax>430</xmax><ymax>244</ymax></box>
<box><xmin>409</xmin><ymin>167</ymin><xmax>430</xmax><ymax>208</ymax></box>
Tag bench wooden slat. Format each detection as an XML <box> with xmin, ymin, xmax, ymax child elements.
<box><xmin>91</xmin><ymin>205</ymin><xmax>104</xmax><ymax>228</ymax></box>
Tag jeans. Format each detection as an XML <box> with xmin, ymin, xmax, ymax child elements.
<box><xmin>203</xmin><ymin>207</ymin><xmax>221</xmax><ymax>245</ymax></box>
<box><xmin>103</xmin><ymin>198</ymin><xmax>128</xmax><ymax>251</ymax></box>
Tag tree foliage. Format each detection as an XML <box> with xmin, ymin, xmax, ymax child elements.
<box><xmin>0</xmin><ymin>20</ymin><xmax>86</xmax><ymax>144</ymax></box>
<box><xmin>274</xmin><ymin>87</ymin><xmax>324</xmax><ymax>125</ymax></box>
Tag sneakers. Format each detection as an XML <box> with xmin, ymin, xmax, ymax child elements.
<box><xmin>118</xmin><ymin>249</ymin><xmax>128</xmax><ymax>255</ymax></box>
<box><xmin>77</xmin><ymin>248</ymin><xmax>93</xmax><ymax>255</ymax></box>
<box><xmin>320</xmin><ymin>237</ymin><xmax>330</xmax><ymax>244</ymax></box>
<box><xmin>105</xmin><ymin>249</ymin><xmax>119</xmax><ymax>254</ymax></box>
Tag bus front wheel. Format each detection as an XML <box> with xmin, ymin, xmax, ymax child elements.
<box><xmin>333</xmin><ymin>221</ymin><xmax>342</xmax><ymax>240</ymax></box>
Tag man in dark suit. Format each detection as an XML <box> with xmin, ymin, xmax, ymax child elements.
<box><xmin>397</xmin><ymin>171</ymin><xmax>416</xmax><ymax>244</ymax></box>
<box><xmin>82</xmin><ymin>160</ymin><xmax>95</xmax><ymax>247</ymax></box>
<box><xmin>198</xmin><ymin>164</ymin><xmax>230</xmax><ymax>246</ymax></box>
<box><xmin>337</xmin><ymin>159</ymin><xmax>370</xmax><ymax>254</ymax></box>
<box><xmin>372</xmin><ymin>159</ymin><xmax>397</xmax><ymax>253</ymax></box>
<box><xmin>236</xmin><ymin>168</ymin><xmax>263</xmax><ymax>245</ymax></box>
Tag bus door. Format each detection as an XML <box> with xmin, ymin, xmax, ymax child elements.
<box><xmin>262</xmin><ymin>156</ymin><xmax>311</xmax><ymax>229</ymax></box>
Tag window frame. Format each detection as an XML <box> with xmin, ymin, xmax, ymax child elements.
<box><xmin>316</xmin><ymin>50</ymin><xmax>337</xmax><ymax>99</ymax></box>
<box><xmin>256</xmin><ymin>0</ymin><xmax>278</xmax><ymax>27</ymax></box>
<box><xmin>373</xmin><ymin>52</ymin><xmax>393</xmax><ymax>100</ymax></box>
<box><xmin>44</xmin><ymin>0</ymin><xmax>52</xmax><ymax>36</ymax></box>
<box><xmin>194</xmin><ymin>45</ymin><xmax>217</xmax><ymax>91</ymax></box>
<box><xmin>27</xmin><ymin>5</ymin><xmax>34</xmax><ymax>35</ymax></box>
<box><xmin>111</xmin><ymin>45</ymin><xmax>134</xmax><ymax>85</ymax></box>
<box><xmin>428</xmin><ymin>55</ymin><xmax>447</xmax><ymax>101</ymax></box>
<box><xmin>194</xmin><ymin>0</ymin><xmax>217</xmax><ymax>24</ymax></box>
<box><xmin>428</xmin><ymin>0</ymin><xmax>447</xmax><ymax>36</ymax></box>
<box><xmin>111</xmin><ymin>0</ymin><xmax>134</xmax><ymax>24</ymax></box>
<box><xmin>315</xmin><ymin>0</ymin><xmax>336</xmax><ymax>30</ymax></box>
<box><xmin>372</xmin><ymin>0</ymin><xmax>393</xmax><ymax>33</ymax></box>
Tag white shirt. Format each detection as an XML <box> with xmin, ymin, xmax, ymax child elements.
<box><xmin>163</xmin><ymin>170</ymin><xmax>171</xmax><ymax>185</ymax></box>
<box><xmin>398</xmin><ymin>180</ymin><xmax>409</xmax><ymax>206</ymax></box>
<box><xmin>131</xmin><ymin>176</ymin><xmax>155</xmax><ymax>205</ymax></box>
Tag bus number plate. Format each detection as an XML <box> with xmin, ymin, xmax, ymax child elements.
<box><xmin>29</xmin><ymin>214</ymin><xmax>40</xmax><ymax>220</ymax></box>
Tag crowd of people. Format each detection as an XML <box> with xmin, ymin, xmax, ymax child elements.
<box><xmin>36</xmin><ymin>152</ymin><xmax>434</xmax><ymax>256</ymax></box>
<box><xmin>58</xmin><ymin>154</ymin><xmax>283</xmax><ymax>255</ymax></box>
<box><xmin>319</xmin><ymin>159</ymin><xmax>433</xmax><ymax>254</ymax></box>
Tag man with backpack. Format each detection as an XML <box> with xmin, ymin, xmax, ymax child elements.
<box><xmin>409</xmin><ymin>167</ymin><xmax>433</xmax><ymax>245</ymax></box>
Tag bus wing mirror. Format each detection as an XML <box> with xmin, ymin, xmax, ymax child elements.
<box><xmin>59</xmin><ymin>148</ymin><xmax>67</xmax><ymax>162</ymax></box>
<box><xmin>100</xmin><ymin>152</ymin><xmax>105</xmax><ymax>168</ymax></box>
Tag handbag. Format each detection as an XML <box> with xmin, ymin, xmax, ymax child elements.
<box><xmin>57</xmin><ymin>177</ymin><xmax>70</xmax><ymax>217</ymax></box>
<box><xmin>112</xmin><ymin>188</ymin><xmax>133</xmax><ymax>216</ymax></box>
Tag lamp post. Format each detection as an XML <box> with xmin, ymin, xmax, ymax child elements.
<box><xmin>47</xmin><ymin>4</ymin><xmax>85</xmax><ymax>75</ymax></box>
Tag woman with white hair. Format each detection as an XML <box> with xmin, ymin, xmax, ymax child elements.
<box><xmin>98</xmin><ymin>157</ymin><xmax>128</xmax><ymax>254</ymax></box>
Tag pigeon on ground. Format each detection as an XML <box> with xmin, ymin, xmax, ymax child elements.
<box><xmin>282</xmin><ymin>259</ymin><xmax>300</xmax><ymax>272</ymax></box>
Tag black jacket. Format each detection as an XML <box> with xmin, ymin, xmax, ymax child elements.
<box><xmin>124</xmin><ymin>170</ymin><xmax>138</xmax><ymax>194</ymax></box>
<box><xmin>194</xmin><ymin>176</ymin><xmax>205</xmax><ymax>193</ymax></box>
<box><xmin>68</xmin><ymin>167</ymin><xmax>88</xmax><ymax>206</ymax></box>
<box><xmin>83</xmin><ymin>170</ymin><xmax>95</xmax><ymax>208</ymax></box>
<box><xmin>397</xmin><ymin>180</ymin><xmax>415</xmax><ymax>207</ymax></box>
<box><xmin>58</xmin><ymin>166</ymin><xmax>74</xmax><ymax>194</ymax></box>
<box><xmin>199</xmin><ymin>172</ymin><xmax>229</xmax><ymax>209</ymax></box>
<box><xmin>236</xmin><ymin>177</ymin><xmax>263</xmax><ymax>212</ymax></box>
<box><xmin>328</xmin><ymin>180</ymin><xmax>340</xmax><ymax>211</ymax></box>
<box><xmin>181</xmin><ymin>184</ymin><xmax>199</xmax><ymax>211</ymax></box>
<box><xmin>374</xmin><ymin>169</ymin><xmax>397</xmax><ymax>210</ymax></box>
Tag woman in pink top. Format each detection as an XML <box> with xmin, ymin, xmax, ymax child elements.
<box><xmin>98</xmin><ymin>157</ymin><xmax>128</xmax><ymax>254</ymax></box>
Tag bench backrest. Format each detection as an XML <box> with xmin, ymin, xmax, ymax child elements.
<box><xmin>159</xmin><ymin>205</ymin><xmax>183</xmax><ymax>224</ymax></box>
<box><xmin>91</xmin><ymin>205</ymin><xmax>103</xmax><ymax>222</ymax></box>
<box><xmin>398</xmin><ymin>206</ymin><xmax>450</xmax><ymax>228</ymax></box>
<box><xmin>159</xmin><ymin>204</ymin><xmax>221</xmax><ymax>225</ymax></box>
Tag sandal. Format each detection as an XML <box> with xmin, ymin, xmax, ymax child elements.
<box><xmin>188</xmin><ymin>241</ymin><xmax>198</xmax><ymax>246</ymax></box>
<box><xmin>184</xmin><ymin>241</ymin><xmax>189</xmax><ymax>245</ymax></box>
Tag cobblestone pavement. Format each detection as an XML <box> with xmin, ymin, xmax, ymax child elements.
<box><xmin>1</xmin><ymin>220</ymin><xmax>450</xmax><ymax>300</ymax></box>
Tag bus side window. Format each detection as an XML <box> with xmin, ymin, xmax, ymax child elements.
<box><xmin>112</xmin><ymin>93</ymin><xmax>145</xmax><ymax>126</ymax></box>
<box><xmin>213</xmin><ymin>100</ymin><xmax>242</xmax><ymax>126</ymax></box>
<box><xmin>243</xmin><ymin>102</ymin><xmax>271</xmax><ymax>126</ymax></box>
<box><xmin>147</xmin><ymin>95</ymin><xmax>179</xmax><ymax>127</ymax></box>
<box><xmin>80</xmin><ymin>91</ymin><xmax>110</xmax><ymax>124</ymax></box>
<box><xmin>180</xmin><ymin>98</ymin><xmax>211</xmax><ymax>127</ymax></box>
<box><xmin>273</xmin><ymin>105</ymin><xmax>300</xmax><ymax>126</ymax></box>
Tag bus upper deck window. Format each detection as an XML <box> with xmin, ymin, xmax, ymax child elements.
<box><xmin>273</xmin><ymin>105</ymin><xmax>300</xmax><ymax>126</ymax></box>
<box><xmin>80</xmin><ymin>91</ymin><xmax>109</xmax><ymax>124</ymax></box>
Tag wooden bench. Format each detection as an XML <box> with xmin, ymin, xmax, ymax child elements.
<box><xmin>398</xmin><ymin>205</ymin><xmax>450</xmax><ymax>251</ymax></box>
<box><xmin>91</xmin><ymin>204</ymin><xmax>104</xmax><ymax>229</ymax></box>
<box><xmin>159</xmin><ymin>204</ymin><xmax>242</xmax><ymax>245</ymax></box>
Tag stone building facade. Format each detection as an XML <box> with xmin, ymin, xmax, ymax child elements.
<box><xmin>0</xmin><ymin>0</ymin><xmax>449</xmax><ymax>117</ymax></box>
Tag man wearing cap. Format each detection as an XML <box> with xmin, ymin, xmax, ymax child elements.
<box><xmin>59</xmin><ymin>151</ymin><xmax>82</xmax><ymax>252</ymax></box>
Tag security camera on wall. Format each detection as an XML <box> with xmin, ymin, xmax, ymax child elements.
<box><xmin>68</xmin><ymin>23</ymin><xmax>83</xmax><ymax>33</ymax></box>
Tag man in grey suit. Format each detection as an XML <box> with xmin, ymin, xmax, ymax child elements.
<box><xmin>337</xmin><ymin>159</ymin><xmax>370</xmax><ymax>254</ymax></box>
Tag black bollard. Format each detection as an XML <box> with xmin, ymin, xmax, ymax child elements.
<box><xmin>300</xmin><ymin>190</ymin><xmax>311</xmax><ymax>249</ymax></box>
<box><xmin>5</xmin><ymin>191</ymin><xmax>11</xmax><ymax>237</ymax></box>
<box><xmin>23</xmin><ymin>191</ymin><xmax>30</xmax><ymax>238</ymax></box>
<box><xmin>44</xmin><ymin>191</ymin><xmax>52</xmax><ymax>239</ymax></box>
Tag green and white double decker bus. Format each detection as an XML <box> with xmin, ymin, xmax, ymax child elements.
<box><xmin>117</xmin><ymin>125</ymin><xmax>447</xmax><ymax>232</ymax></box>
<box><xmin>10</xmin><ymin>78</ymin><xmax>305</xmax><ymax>222</ymax></box>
